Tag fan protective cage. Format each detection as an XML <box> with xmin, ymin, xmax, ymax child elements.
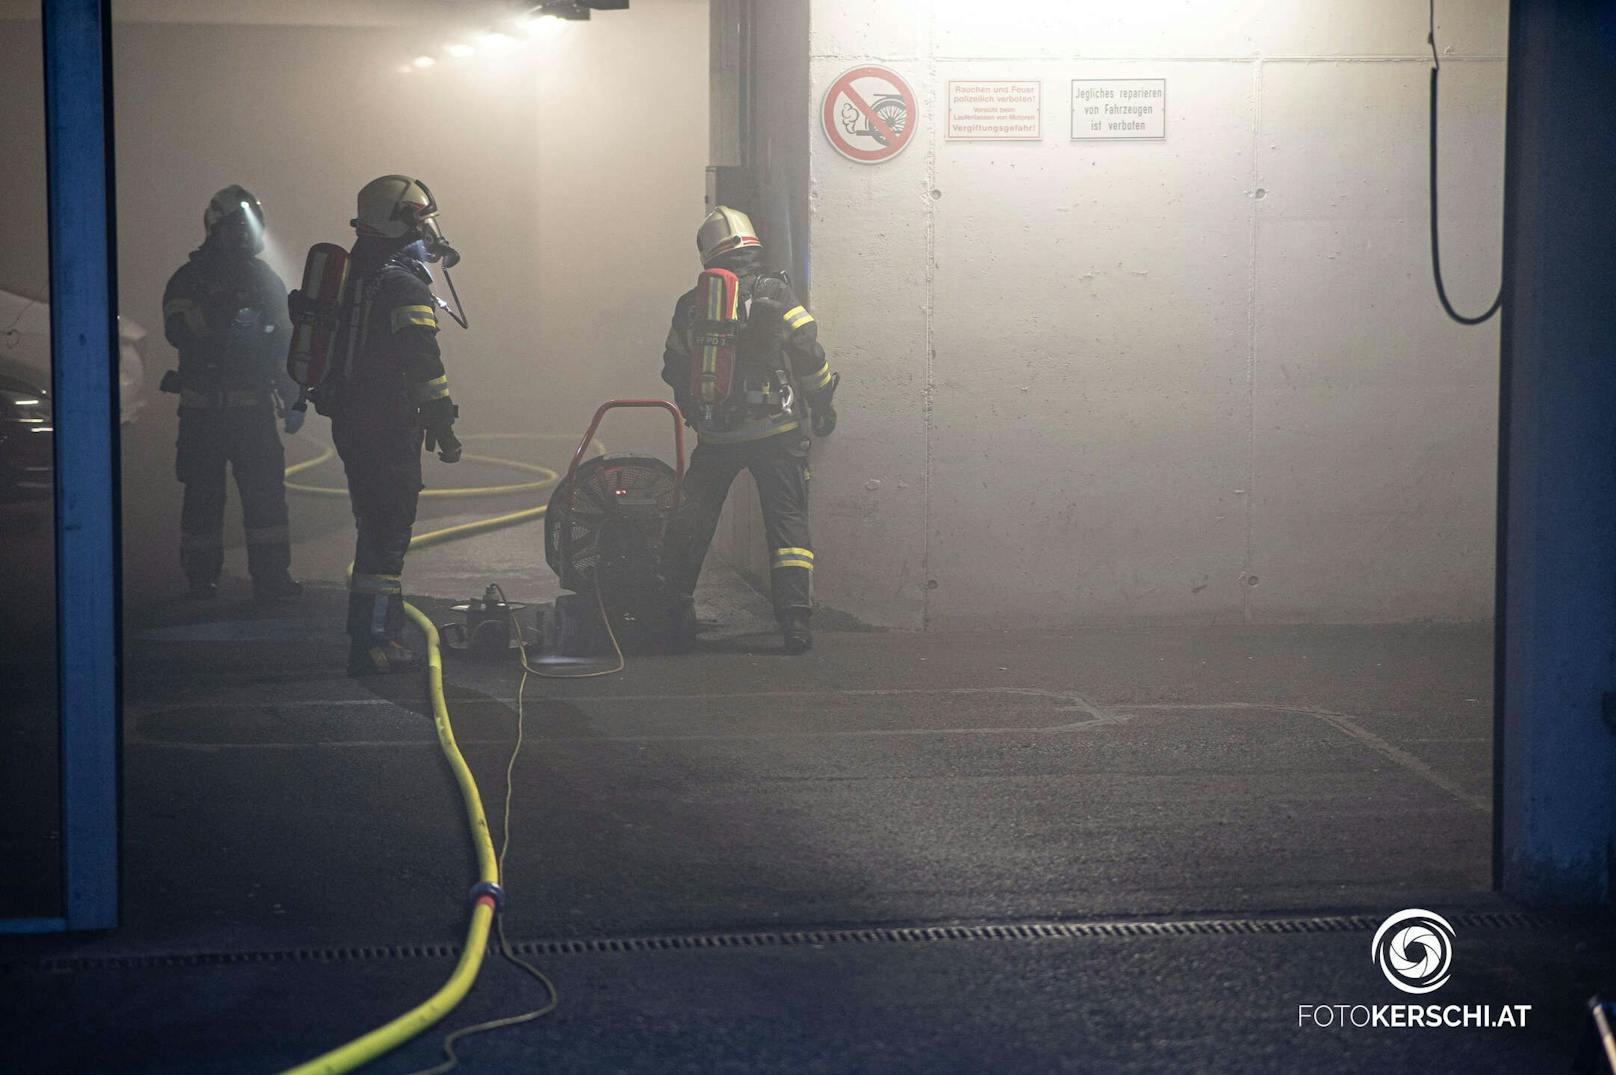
<box><xmin>545</xmin><ymin>454</ymin><xmax>680</xmax><ymax>592</ymax></box>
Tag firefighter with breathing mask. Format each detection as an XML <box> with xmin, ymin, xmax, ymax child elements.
<box><xmin>297</xmin><ymin>175</ymin><xmax>464</xmax><ymax>675</ymax></box>
<box><xmin>161</xmin><ymin>184</ymin><xmax>303</xmax><ymax>601</ymax></box>
<box><xmin>661</xmin><ymin>206</ymin><xmax>840</xmax><ymax>654</ymax></box>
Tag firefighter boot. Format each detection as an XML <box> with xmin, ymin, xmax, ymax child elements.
<box><xmin>348</xmin><ymin>638</ymin><xmax>421</xmax><ymax>677</ymax></box>
<box><xmin>782</xmin><ymin>609</ymin><xmax>813</xmax><ymax>655</ymax></box>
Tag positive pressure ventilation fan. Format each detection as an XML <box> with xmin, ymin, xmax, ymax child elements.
<box><xmin>545</xmin><ymin>454</ymin><xmax>679</xmax><ymax>599</ymax></box>
<box><xmin>542</xmin><ymin>399</ymin><xmax>692</xmax><ymax>657</ymax></box>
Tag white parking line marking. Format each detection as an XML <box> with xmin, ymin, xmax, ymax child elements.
<box><xmin>125</xmin><ymin>687</ymin><xmax>1126</xmax><ymax>748</ymax></box>
<box><xmin>124</xmin><ymin>691</ymin><xmax>1492</xmax><ymax>813</ymax></box>
<box><xmin>1127</xmin><ymin>701</ymin><xmax>1490</xmax><ymax>814</ymax></box>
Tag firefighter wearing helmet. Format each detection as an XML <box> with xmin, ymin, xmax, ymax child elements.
<box><xmin>160</xmin><ymin>184</ymin><xmax>303</xmax><ymax>601</ymax></box>
<box><xmin>301</xmin><ymin>175</ymin><xmax>464</xmax><ymax>675</ymax></box>
<box><xmin>661</xmin><ymin>206</ymin><xmax>840</xmax><ymax>654</ymax></box>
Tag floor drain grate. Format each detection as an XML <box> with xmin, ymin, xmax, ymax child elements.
<box><xmin>506</xmin><ymin>910</ymin><xmax>1549</xmax><ymax>957</ymax></box>
<box><xmin>25</xmin><ymin>910</ymin><xmax>1552</xmax><ymax>974</ymax></box>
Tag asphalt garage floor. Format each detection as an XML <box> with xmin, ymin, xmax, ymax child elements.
<box><xmin>2</xmin><ymin>495</ymin><xmax>1613</xmax><ymax>1073</ymax></box>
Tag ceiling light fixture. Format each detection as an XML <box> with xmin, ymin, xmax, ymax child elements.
<box><xmin>520</xmin><ymin>13</ymin><xmax>562</xmax><ymax>35</ymax></box>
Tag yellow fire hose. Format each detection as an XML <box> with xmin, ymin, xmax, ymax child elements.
<box><xmin>284</xmin><ymin>440</ymin><xmax>561</xmax><ymax>500</ymax></box>
<box><xmin>278</xmin><ymin>432</ymin><xmax>598</xmax><ymax>1075</ymax></box>
<box><xmin>281</xmin><ymin>601</ymin><xmax>498</xmax><ymax>1075</ymax></box>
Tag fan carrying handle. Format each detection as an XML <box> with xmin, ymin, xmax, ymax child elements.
<box><xmin>563</xmin><ymin>399</ymin><xmax>686</xmax><ymax>509</ymax></box>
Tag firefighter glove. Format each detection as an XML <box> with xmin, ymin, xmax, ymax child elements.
<box><xmin>811</xmin><ymin>401</ymin><xmax>837</xmax><ymax>438</ymax></box>
<box><xmin>808</xmin><ymin>372</ymin><xmax>839</xmax><ymax>437</ymax></box>
<box><xmin>420</xmin><ymin>396</ymin><xmax>461</xmax><ymax>463</ymax></box>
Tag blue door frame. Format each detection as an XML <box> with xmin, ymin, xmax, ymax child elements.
<box><xmin>0</xmin><ymin>0</ymin><xmax>123</xmax><ymax>935</ymax></box>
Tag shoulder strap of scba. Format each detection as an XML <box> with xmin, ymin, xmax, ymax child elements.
<box><xmin>337</xmin><ymin>273</ymin><xmax>388</xmax><ymax>382</ymax></box>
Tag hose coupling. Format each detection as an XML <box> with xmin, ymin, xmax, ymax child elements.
<box><xmin>468</xmin><ymin>880</ymin><xmax>506</xmax><ymax>912</ymax></box>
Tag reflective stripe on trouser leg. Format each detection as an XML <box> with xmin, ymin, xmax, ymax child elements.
<box><xmin>349</xmin><ymin>573</ymin><xmax>401</xmax><ymax>642</ymax></box>
<box><xmin>334</xmin><ymin>421</ymin><xmax>423</xmax><ymax>643</ymax></box>
<box><xmin>178</xmin><ymin>475</ymin><xmax>225</xmax><ymax>582</ymax></box>
<box><xmin>244</xmin><ymin>524</ymin><xmax>290</xmax><ymax>545</ymax></box>
<box><xmin>748</xmin><ymin>434</ymin><xmax>813</xmax><ymax>619</ymax></box>
<box><xmin>233</xmin><ymin>409</ymin><xmax>291</xmax><ymax>580</ymax></box>
<box><xmin>179</xmin><ymin>529</ymin><xmax>223</xmax><ymax>551</ymax></box>
<box><xmin>244</xmin><ymin>524</ymin><xmax>291</xmax><ymax>579</ymax></box>
<box><xmin>179</xmin><ymin>526</ymin><xmax>223</xmax><ymax>582</ymax></box>
<box><xmin>350</xmin><ymin>573</ymin><xmax>401</xmax><ymax>594</ymax></box>
<box><xmin>178</xmin><ymin>411</ymin><xmax>228</xmax><ymax>583</ymax></box>
<box><xmin>345</xmin><ymin>591</ymin><xmax>400</xmax><ymax>644</ymax></box>
<box><xmin>348</xmin><ymin>492</ymin><xmax>410</xmax><ymax>644</ymax></box>
<box><xmin>770</xmin><ymin>547</ymin><xmax>814</xmax><ymax>572</ymax></box>
<box><xmin>770</xmin><ymin>548</ymin><xmax>813</xmax><ymax>611</ymax></box>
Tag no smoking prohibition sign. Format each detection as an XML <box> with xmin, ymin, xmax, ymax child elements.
<box><xmin>821</xmin><ymin>65</ymin><xmax>917</xmax><ymax>163</ymax></box>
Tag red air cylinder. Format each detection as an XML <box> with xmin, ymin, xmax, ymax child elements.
<box><xmin>689</xmin><ymin>267</ymin><xmax>741</xmax><ymax>424</ymax></box>
<box><xmin>286</xmin><ymin>242</ymin><xmax>350</xmax><ymax>388</ymax></box>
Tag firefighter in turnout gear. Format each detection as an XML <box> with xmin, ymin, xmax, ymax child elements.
<box><xmin>304</xmin><ymin>175</ymin><xmax>464</xmax><ymax>676</ymax></box>
<box><xmin>662</xmin><ymin>206</ymin><xmax>839</xmax><ymax>654</ymax></box>
<box><xmin>161</xmin><ymin>185</ymin><xmax>303</xmax><ymax>601</ymax></box>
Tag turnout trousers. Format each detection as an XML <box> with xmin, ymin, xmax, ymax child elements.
<box><xmin>666</xmin><ymin>430</ymin><xmax>814</xmax><ymax>621</ymax></box>
<box><xmin>175</xmin><ymin>402</ymin><xmax>291</xmax><ymax>585</ymax></box>
<box><xmin>332</xmin><ymin>420</ymin><xmax>424</xmax><ymax>644</ymax></box>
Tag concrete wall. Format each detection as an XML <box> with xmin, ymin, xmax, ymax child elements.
<box><xmin>733</xmin><ymin>0</ymin><xmax>1506</xmax><ymax>629</ymax></box>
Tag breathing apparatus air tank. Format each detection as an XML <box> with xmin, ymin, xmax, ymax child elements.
<box><xmin>688</xmin><ymin>267</ymin><xmax>741</xmax><ymax>427</ymax></box>
<box><xmin>285</xmin><ymin>242</ymin><xmax>351</xmax><ymax>401</ymax></box>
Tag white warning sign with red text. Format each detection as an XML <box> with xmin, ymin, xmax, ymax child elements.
<box><xmin>821</xmin><ymin>65</ymin><xmax>917</xmax><ymax>164</ymax></box>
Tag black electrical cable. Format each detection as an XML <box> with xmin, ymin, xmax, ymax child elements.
<box><xmin>409</xmin><ymin>567</ymin><xmax>624</xmax><ymax>1072</ymax></box>
<box><xmin>404</xmin><ymin>654</ymin><xmax>560</xmax><ymax>1075</ymax></box>
<box><xmin>1428</xmin><ymin>0</ymin><xmax>1502</xmax><ymax>325</ymax></box>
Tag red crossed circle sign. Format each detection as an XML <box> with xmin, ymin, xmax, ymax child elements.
<box><xmin>821</xmin><ymin>65</ymin><xmax>917</xmax><ymax>164</ymax></box>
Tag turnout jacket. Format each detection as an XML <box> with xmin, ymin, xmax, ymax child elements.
<box><xmin>661</xmin><ymin>262</ymin><xmax>833</xmax><ymax>443</ymax></box>
<box><xmin>162</xmin><ymin>239</ymin><xmax>295</xmax><ymax>403</ymax></box>
<box><xmin>321</xmin><ymin>243</ymin><xmax>450</xmax><ymax>429</ymax></box>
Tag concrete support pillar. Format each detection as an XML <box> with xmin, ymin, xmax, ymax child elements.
<box><xmin>1497</xmin><ymin>0</ymin><xmax>1616</xmax><ymax>905</ymax></box>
